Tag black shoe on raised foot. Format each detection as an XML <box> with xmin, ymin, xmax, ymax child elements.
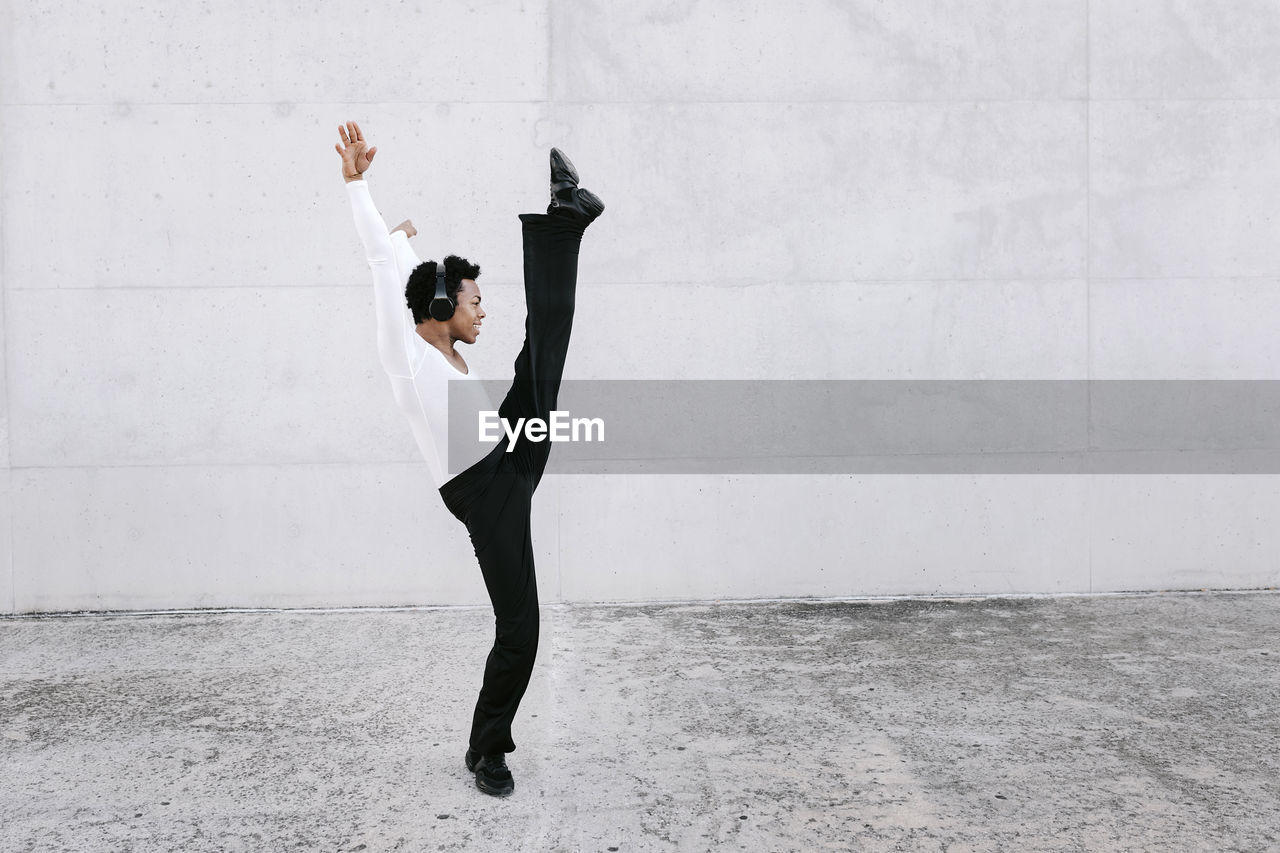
<box><xmin>465</xmin><ymin>748</ymin><xmax>515</xmax><ymax>797</ymax></box>
<box><xmin>547</xmin><ymin>147</ymin><xmax>606</xmax><ymax>226</ymax></box>
<box><xmin>550</xmin><ymin>147</ymin><xmax>579</xmax><ymax>196</ymax></box>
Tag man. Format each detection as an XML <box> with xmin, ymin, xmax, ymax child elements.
<box><xmin>336</xmin><ymin>120</ymin><xmax>604</xmax><ymax>796</ymax></box>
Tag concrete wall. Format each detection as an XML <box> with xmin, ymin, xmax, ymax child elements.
<box><xmin>3</xmin><ymin>0</ymin><xmax>1279</xmax><ymax>612</ymax></box>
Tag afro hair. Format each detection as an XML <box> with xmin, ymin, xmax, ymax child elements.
<box><xmin>405</xmin><ymin>254</ymin><xmax>482</xmax><ymax>324</ymax></box>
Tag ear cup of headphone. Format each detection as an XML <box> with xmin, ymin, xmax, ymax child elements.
<box><xmin>428</xmin><ymin>267</ymin><xmax>455</xmax><ymax>321</ymax></box>
<box><xmin>428</xmin><ymin>296</ymin><xmax>455</xmax><ymax>321</ymax></box>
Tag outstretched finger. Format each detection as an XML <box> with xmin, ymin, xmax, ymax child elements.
<box><xmin>334</xmin><ymin>142</ymin><xmax>343</xmax><ymax>157</ymax></box>
<box><xmin>338</xmin><ymin>124</ymin><xmax>349</xmax><ymax>144</ymax></box>
<box><xmin>351</xmin><ymin>120</ymin><xmax>363</xmax><ymax>141</ymax></box>
<box><xmin>366</xmin><ymin>146</ymin><xmax>376</xmax><ymax>162</ymax></box>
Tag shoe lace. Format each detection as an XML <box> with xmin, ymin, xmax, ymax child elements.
<box><xmin>481</xmin><ymin>753</ymin><xmax>510</xmax><ymax>774</ymax></box>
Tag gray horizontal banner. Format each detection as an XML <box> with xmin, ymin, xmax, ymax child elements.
<box><xmin>448</xmin><ymin>380</ymin><xmax>1280</xmax><ymax>474</ymax></box>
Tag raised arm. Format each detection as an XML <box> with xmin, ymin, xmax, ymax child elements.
<box><xmin>390</xmin><ymin>224</ymin><xmax>424</xmax><ymax>287</ymax></box>
<box><xmin>336</xmin><ymin>122</ymin><xmax>419</xmax><ymax>378</ymax></box>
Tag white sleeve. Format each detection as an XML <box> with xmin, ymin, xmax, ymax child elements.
<box><xmin>346</xmin><ymin>178</ymin><xmax>418</xmax><ymax>379</ymax></box>
<box><xmin>390</xmin><ymin>228</ymin><xmax>425</xmax><ymax>286</ymax></box>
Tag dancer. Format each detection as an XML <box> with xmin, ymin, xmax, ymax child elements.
<box><xmin>335</xmin><ymin>120</ymin><xmax>604</xmax><ymax>797</ymax></box>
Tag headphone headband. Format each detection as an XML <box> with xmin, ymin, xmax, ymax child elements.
<box><xmin>428</xmin><ymin>260</ymin><xmax>455</xmax><ymax>322</ymax></box>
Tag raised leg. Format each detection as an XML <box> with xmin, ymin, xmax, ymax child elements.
<box><xmin>495</xmin><ymin>213</ymin><xmax>588</xmax><ymax>492</ymax></box>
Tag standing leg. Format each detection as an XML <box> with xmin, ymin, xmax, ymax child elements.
<box><xmin>463</xmin><ymin>469</ymin><xmax>539</xmax><ymax>756</ymax></box>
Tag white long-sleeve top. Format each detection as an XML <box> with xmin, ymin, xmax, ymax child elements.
<box><xmin>346</xmin><ymin>178</ymin><xmax>494</xmax><ymax>488</ymax></box>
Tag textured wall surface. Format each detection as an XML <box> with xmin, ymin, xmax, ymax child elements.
<box><xmin>3</xmin><ymin>1</ymin><xmax>1279</xmax><ymax>612</ymax></box>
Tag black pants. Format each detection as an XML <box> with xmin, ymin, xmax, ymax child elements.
<box><xmin>438</xmin><ymin>212</ymin><xmax>586</xmax><ymax>756</ymax></box>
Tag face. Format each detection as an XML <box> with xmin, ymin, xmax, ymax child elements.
<box><xmin>447</xmin><ymin>279</ymin><xmax>485</xmax><ymax>344</ymax></box>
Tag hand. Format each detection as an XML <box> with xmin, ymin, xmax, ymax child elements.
<box><xmin>391</xmin><ymin>219</ymin><xmax>418</xmax><ymax>238</ymax></box>
<box><xmin>335</xmin><ymin>120</ymin><xmax>377</xmax><ymax>181</ymax></box>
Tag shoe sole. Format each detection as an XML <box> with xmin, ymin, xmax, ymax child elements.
<box><xmin>576</xmin><ymin>188</ymin><xmax>605</xmax><ymax>218</ymax></box>
<box><xmin>476</xmin><ymin>777</ymin><xmax>515</xmax><ymax>796</ymax></box>
<box><xmin>548</xmin><ymin>187</ymin><xmax>606</xmax><ymax>222</ymax></box>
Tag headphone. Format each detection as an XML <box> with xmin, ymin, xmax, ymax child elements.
<box><xmin>427</xmin><ymin>262</ymin><xmax>455</xmax><ymax>321</ymax></box>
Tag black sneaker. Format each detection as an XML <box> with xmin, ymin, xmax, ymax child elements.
<box><xmin>547</xmin><ymin>148</ymin><xmax>606</xmax><ymax>225</ymax></box>
<box><xmin>466</xmin><ymin>748</ymin><xmax>515</xmax><ymax>796</ymax></box>
<box><xmin>549</xmin><ymin>147</ymin><xmax>580</xmax><ymax>197</ymax></box>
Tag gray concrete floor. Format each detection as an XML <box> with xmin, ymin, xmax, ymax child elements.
<box><xmin>1</xmin><ymin>592</ymin><xmax>1278</xmax><ymax>852</ymax></box>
